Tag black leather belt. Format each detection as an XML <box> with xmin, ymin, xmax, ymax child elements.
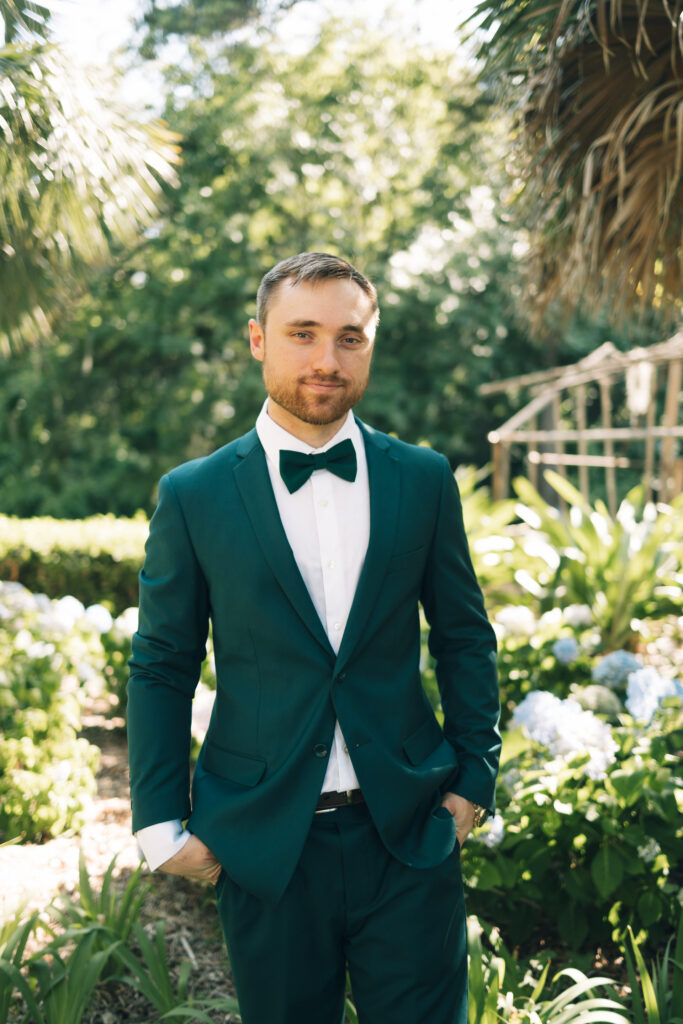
<box><xmin>315</xmin><ymin>789</ymin><xmax>365</xmax><ymax>813</ymax></box>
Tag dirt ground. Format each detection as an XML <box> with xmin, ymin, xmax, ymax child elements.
<box><xmin>2</xmin><ymin>701</ymin><xmax>239</xmax><ymax>1023</ymax></box>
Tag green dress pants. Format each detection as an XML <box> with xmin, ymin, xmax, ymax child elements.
<box><xmin>215</xmin><ymin>802</ymin><xmax>467</xmax><ymax>1024</ymax></box>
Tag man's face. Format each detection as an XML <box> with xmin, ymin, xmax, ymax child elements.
<box><xmin>249</xmin><ymin>277</ymin><xmax>378</xmax><ymax>440</ymax></box>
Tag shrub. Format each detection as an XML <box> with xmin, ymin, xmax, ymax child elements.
<box><xmin>0</xmin><ymin>582</ymin><xmax>102</xmax><ymax>842</ymax></box>
<box><xmin>463</xmin><ymin>687</ymin><xmax>683</xmax><ymax>955</ymax></box>
<box><xmin>0</xmin><ymin>514</ymin><xmax>147</xmax><ymax>613</ymax></box>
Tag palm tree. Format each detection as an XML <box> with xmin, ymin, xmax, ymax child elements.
<box><xmin>472</xmin><ymin>0</ymin><xmax>683</xmax><ymax>323</ymax></box>
<box><xmin>0</xmin><ymin>0</ymin><xmax>180</xmax><ymax>351</ymax></box>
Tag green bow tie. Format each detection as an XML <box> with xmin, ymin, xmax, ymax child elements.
<box><xmin>279</xmin><ymin>438</ymin><xmax>357</xmax><ymax>494</ymax></box>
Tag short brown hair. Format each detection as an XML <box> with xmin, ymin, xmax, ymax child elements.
<box><xmin>255</xmin><ymin>252</ymin><xmax>379</xmax><ymax>326</ymax></box>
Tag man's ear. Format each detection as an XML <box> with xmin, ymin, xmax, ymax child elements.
<box><xmin>248</xmin><ymin>319</ymin><xmax>265</xmax><ymax>362</ymax></box>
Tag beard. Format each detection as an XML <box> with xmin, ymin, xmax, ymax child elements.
<box><xmin>262</xmin><ymin>367</ymin><xmax>370</xmax><ymax>426</ymax></box>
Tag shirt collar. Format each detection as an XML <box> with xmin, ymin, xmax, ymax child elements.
<box><xmin>256</xmin><ymin>398</ymin><xmax>361</xmax><ymax>464</ymax></box>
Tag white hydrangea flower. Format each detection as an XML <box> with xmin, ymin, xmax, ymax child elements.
<box><xmin>563</xmin><ymin>604</ymin><xmax>593</xmax><ymax>628</ymax></box>
<box><xmin>511</xmin><ymin>691</ymin><xmax>618</xmax><ymax>779</ymax></box>
<box><xmin>478</xmin><ymin>813</ymin><xmax>505</xmax><ymax>848</ymax></box>
<box><xmin>84</xmin><ymin>604</ymin><xmax>114</xmax><ymax>633</ymax></box>
<box><xmin>113</xmin><ymin>606</ymin><xmax>139</xmax><ymax>638</ymax></box>
<box><xmin>637</xmin><ymin>839</ymin><xmax>662</xmax><ymax>864</ymax></box>
<box><xmin>495</xmin><ymin>605</ymin><xmax>537</xmax><ymax>638</ymax></box>
<box><xmin>53</xmin><ymin>595</ymin><xmax>86</xmax><ymax>632</ymax></box>
<box><xmin>626</xmin><ymin>667</ymin><xmax>679</xmax><ymax>723</ymax></box>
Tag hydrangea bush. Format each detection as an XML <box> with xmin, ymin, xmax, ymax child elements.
<box><xmin>463</xmin><ymin>682</ymin><xmax>683</xmax><ymax>954</ymax></box>
<box><xmin>493</xmin><ymin>605</ymin><xmax>595</xmax><ymax>726</ymax></box>
<box><xmin>0</xmin><ymin>582</ymin><xmax>105</xmax><ymax>842</ymax></box>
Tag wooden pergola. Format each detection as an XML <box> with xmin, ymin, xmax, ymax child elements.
<box><xmin>481</xmin><ymin>332</ymin><xmax>683</xmax><ymax>512</ymax></box>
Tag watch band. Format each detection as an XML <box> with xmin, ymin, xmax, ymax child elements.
<box><xmin>471</xmin><ymin>803</ymin><xmax>490</xmax><ymax>828</ymax></box>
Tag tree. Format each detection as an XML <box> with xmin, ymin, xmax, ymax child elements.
<box><xmin>472</xmin><ymin>0</ymin><xmax>683</xmax><ymax>322</ymax></box>
<box><xmin>0</xmin><ymin>0</ymin><xmax>180</xmax><ymax>351</ymax></box>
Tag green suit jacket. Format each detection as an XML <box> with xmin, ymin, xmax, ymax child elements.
<box><xmin>127</xmin><ymin>420</ymin><xmax>500</xmax><ymax>902</ymax></box>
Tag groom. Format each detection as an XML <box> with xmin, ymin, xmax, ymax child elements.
<box><xmin>127</xmin><ymin>252</ymin><xmax>500</xmax><ymax>1023</ymax></box>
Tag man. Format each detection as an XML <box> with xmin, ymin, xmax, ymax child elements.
<box><xmin>128</xmin><ymin>252</ymin><xmax>500</xmax><ymax>1024</ymax></box>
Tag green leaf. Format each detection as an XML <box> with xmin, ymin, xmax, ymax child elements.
<box><xmin>636</xmin><ymin>892</ymin><xmax>662</xmax><ymax>927</ymax></box>
<box><xmin>558</xmin><ymin>902</ymin><xmax>589</xmax><ymax>950</ymax></box>
<box><xmin>591</xmin><ymin>846</ymin><xmax>624</xmax><ymax>899</ymax></box>
<box><xmin>474</xmin><ymin>861</ymin><xmax>503</xmax><ymax>891</ymax></box>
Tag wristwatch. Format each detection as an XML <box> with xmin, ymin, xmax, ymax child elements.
<box><xmin>471</xmin><ymin>803</ymin><xmax>490</xmax><ymax>828</ymax></box>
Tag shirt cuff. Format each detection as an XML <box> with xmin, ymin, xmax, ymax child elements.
<box><xmin>135</xmin><ymin>819</ymin><xmax>191</xmax><ymax>871</ymax></box>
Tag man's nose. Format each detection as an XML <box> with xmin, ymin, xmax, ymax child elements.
<box><xmin>311</xmin><ymin>338</ymin><xmax>341</xmax><ymax>375</ymax></box>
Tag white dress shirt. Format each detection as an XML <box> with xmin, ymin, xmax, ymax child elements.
<box><xmin>137</xmin><ymin>400</ymin><xmax>370</xmax><ymax>870</ymax></box>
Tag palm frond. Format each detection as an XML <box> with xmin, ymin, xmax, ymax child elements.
<box><xmin>475</xmin><ymin>0</ymin><xmax>683</xmax><ymax>323</ymax></box>
<box><xmin>0</xmin><ymin>42</ymin><xmax>181</xmax><ymax>351</ymax></box>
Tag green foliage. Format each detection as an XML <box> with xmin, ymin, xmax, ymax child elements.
<box><xmin>27</xmin><ymin>930</ymin><xmax>121</xmax><ymax>1024</ymax></box>
<box><xmin>624</xmin><ymin>916</ymin><xmax>683</xmax><ymax>1024</ymax></box>
<box><xmin>114</xmin><ymin>920</ymin><xmax>240</xmax><ymax>1019</ymax></box>
<box><xmin>464</xmin><ymin>699</ymin><xmax>683</xmax><ymax>955</ymax></box>
<box><xmin>0</xmin><ymin>29</ymin><xmax>179</xmax><ymax>351</ymax></box>
<box><xmin>0</xmin><ymin>513</ymin><xmax>146</xmax><ymax>611</ymax></box>
<box><xmin>511</xmin><ymin>472</ymin><xmax>683</xmax><ymax>649</ymax></box>
<box><xmin>467</xmin><ymin>915</ymin><xmax>631</xmax><ymax>1024</ymax></box>
<box><xmin>0</xmin><ymin>16</ymin><xmax>534</xmax><ymax>517</ymax></box>
<box><xmin>0</xmin><ymin>912</ymin><xmax>41</xmax><ymax>1024</ymax></box>
<box><xmin>137</xmin><ymin>0</ymin><xmax>264</xmax><ymax>56</ymax></box>
<box><xmin>47</xmin><ymin>850</ymin><xmax>148</xmax><ymax>978</ymax></box>
<box><xmin>0</xmin><ymin>582</ymin><xmax>105</xmax><ymax>842</ymax></box>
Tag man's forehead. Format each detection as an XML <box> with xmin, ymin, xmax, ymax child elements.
<box><xmin>271</xmin><ymin>276</ymin><xmax>375</xmax><ymax>317</ymax></box>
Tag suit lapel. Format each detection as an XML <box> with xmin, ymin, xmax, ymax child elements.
<box><xmin>334</xmin><ymin>421</ymin><xmax>400</xmax><ymax>674</ymax></box>
<box><xmin>233</xmin><ymin>431</ymin><xmax>334</xmax><ymax>656</ymax></box>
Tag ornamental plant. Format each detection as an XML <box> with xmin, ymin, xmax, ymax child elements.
<box><xmin>0</xmin><ymin>582</ymin><xmax>101</xmax><ymax>842</ymax></box>
<box><xmin>463</xmin><ymin>689</ymin><xmax>683</xmax><ymax>954</ymax></box>
<box><xmin>510</xmin><ymin>473</ymin><xmax>683</xmax><ymax>651</ymax></box>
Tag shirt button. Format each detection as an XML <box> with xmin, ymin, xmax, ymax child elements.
<box><xmin>313</xmin><ymin>744</ymin><xmax>329</xmax><ymax>758</ymax></box>
<box><xmin>333</xmin><ymin>622</ymin><xmax>341</xmax><ymax>631</ymax></box>
<box><xmin>320</xmin><ymin>499</ymin><xmax>329</xmax><ymax>507</ymax></box>
<box><xmin>327</xmin><ymin>559</ymin><xmax>335</xmax><ymax>568</ymax></box>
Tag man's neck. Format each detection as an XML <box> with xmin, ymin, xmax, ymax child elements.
<box><xmin>265</xmin><ymin>398</ymin><xmax>349</xmax><ymax>449</ymax></box>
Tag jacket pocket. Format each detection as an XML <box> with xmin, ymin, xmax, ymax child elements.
<box><xmin>386</xmin><ymin>545</ymin><xmax>425</xmax><ymax>575</ymax></box>
<box><xmin>202</xmin><ymin>739</ymin><xmax>266</xmax><ymax>786</ymax></box>
<box><xmin>402</xmin><ymin>716</ymin><xmax>444</xmax><ymax>766</ymax></box>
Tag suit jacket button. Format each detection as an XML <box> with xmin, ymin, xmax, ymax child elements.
<box><xmin>313</xmin><ymin>744</ymin><xmax>329</xmax><ymax>758</ymax></box>
<box><xmin>336</xmin><ymin>672</ymin><xmax>346</xmax><ymax>681</ymax></box>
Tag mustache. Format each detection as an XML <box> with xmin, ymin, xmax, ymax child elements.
<box><xmin>301</xmin><ymin>375</ymin><xmax>346</xmax><ymax>385</ymax></box>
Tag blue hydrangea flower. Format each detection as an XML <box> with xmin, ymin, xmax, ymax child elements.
<box><xmin>553</xmin><ymin>636</ymin><xmax>580</xmax><ymax>664</ymax></box>
<box><xmin>592</xmin><ymin>650</ymin><xmax>641</xmax><ymax>690</ymax></box>
<box><xmin>511</xmin><ymin>691</ymin><xmax>617</xmax><ymax>779</ymax></box>
<box><xmin>625</xmin><ymin>667</ymin><xmax>682</xmax><ymax>723</ymax></box>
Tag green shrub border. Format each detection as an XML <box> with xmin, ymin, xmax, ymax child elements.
<box><xmin>0</xmin><ymin>515</ymin><xmax>147</xmax><ymax>613</ymax></box>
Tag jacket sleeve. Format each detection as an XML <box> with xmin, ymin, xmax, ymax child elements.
<box><xmin>127</xmin><ymin>472</ymin><xmax>210</xmax><ymax>832</ymax></box>
<box><xmin>420</xmin><ymin>456</ymin><xmax>501</xmax><ymax>813</ymax></box>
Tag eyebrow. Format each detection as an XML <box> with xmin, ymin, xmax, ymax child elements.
<box><xmin>285</xmin><ymin>319</ymin><xmax>369</xmax><ymax>335</ymax></box>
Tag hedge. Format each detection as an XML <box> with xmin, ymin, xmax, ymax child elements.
<box><xmin>0</xmin><ymin>514</ymin><xmax>147</xmax><ymax>613</ymax></box>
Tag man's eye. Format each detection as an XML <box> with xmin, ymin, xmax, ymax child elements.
<box><xmin>342</xmin><ymin>336</ymin><xmax>362</xmax><ymax>345</ymax></box>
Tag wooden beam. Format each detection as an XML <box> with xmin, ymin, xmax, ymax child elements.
<box><xmin>644</xmin><ymin>365</ymin><xmax>657</xmax><ymax>504</ymax></box>
<box><xmin>527</xmin><ymin>416</ymin><xmax>539</xmax><ymax>489</ymax></box>
<box><xmin>491</xmin><ymin>441</ymin><xmax>510</xmax><ymax>501</ymax></box>
<box><xmin>575</xmin><ymin>384</ymin><xmax>589</xmax><ymax>500</ymax></box>
<box><xmin>528</xmin><ymin>452</ymin><xmax>633</xmax><ymax>468</ymax></box>
<box><xmin>479</xmin><ymin>331</ymin><xmax>683</xmax><ymax>395</ymax></box>
<box><xmin>660</xmin><ymin>359</ymin><xmax>682</xmax><ymax>501</ymax></box>
<box><xmin>495</xmin><ymin>426</ymin><xmax>683</xmax><ymax>442</ymax></box>
<box><xmin>600</xmin><ymin>379</ymin><xmax>617</xmax><ymax>517</ymax></box>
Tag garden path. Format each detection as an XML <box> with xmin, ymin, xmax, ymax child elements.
<box><xmin>3</xmin><ymin>698</ymin><xmax>237</xmax><ymax>1023</ymax></box>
